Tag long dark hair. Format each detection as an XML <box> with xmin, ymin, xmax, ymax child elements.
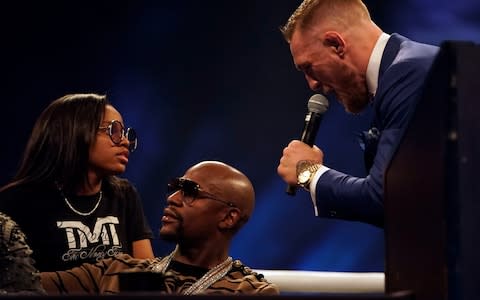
<box><xmin>1</xmin><ymin>93</ymin><xmax>109</xmax><ymax>194</ymax></box>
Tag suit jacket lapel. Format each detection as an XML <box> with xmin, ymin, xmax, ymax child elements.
<box><xmin>379</xmin><ymin>33</ymin><xmax>405</xmax><ymax>77</ymax></box>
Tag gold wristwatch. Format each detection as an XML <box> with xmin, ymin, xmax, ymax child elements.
<box><xmin>297</xmin><ymin>161</ymin><xmax>320</xmax><ymax>190</ymax></box>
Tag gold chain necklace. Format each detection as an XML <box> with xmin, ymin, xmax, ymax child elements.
<box><xmin>148</xmin><ymin>245</ymin><xmax>233</xmax><ymax>295</ymax></box>
<box><xmin>63</xmin><ymin>191</ymin><xmax>103</xmax><ymax>216</ymax></box>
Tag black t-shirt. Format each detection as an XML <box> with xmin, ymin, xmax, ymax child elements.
<box><xmin>0</xmin><ymin>178</ymin><xmax>153</xmax><ymax>271</ymax></box>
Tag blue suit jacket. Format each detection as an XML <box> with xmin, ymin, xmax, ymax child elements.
<box><xmin>314</xmin><ymin>34</ymin><xmax>439</xmax><ymax>227</ymax></box>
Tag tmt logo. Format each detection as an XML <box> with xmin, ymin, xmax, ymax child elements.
<box><xmin>57</xmin><ymin>216</ymin><xmax>120</xmax><ymax>248</ymax></box>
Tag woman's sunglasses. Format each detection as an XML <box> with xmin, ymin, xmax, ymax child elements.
<box><xmin>98</xmin><ymin>120</ymin><xmax>137</xmax><ymax>152</ymax></box>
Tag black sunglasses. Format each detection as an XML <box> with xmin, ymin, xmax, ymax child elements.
<box><xmin>98</xmin><ymin>120</ymin><xmax>138</xmax><ymax>152</ymax></box>
<box><xmin>167</xmin><ymin>177</ymin><xmax>236</xmax><ymax>207</ymax></box>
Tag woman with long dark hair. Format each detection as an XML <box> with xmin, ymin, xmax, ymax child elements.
<box><xmin>0</xmin><ymin>93</ymin><xmax>154</xmax><ymax>271</ymax></box>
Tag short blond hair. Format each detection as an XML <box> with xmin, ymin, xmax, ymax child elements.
<box><xmin>281</xmin><ymin>0</ymin><xmax>371</xmax><ymax>41</ymax></box>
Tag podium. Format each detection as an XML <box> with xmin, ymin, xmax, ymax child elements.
<box><xmin>384</xmin><ymin>41</ymin><xmax>480</xmax><ymax>300</ymax></box>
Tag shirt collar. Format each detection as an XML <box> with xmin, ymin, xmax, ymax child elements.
<box><xmin>366</xmin><ymin>32</ymin><xmax>390</xmax><ymax>96</ymax></box>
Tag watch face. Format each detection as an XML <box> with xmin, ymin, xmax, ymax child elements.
<box><xmin>298</xmin><ymin>170</ymin><xmax>311</xmax><ymax>184</ymax></box>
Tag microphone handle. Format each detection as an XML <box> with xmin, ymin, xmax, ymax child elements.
<box><xmin>286</xmin><ymin>112</ymin><xmax>322</xmax><ymax>195</ymax></box>
<box><xmin>286</xmin><ymin>184</ymin><xmax>297</xmax><ymax>195</ymax></box>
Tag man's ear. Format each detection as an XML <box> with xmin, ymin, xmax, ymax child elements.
<box><xmin>218</xmin><ymin>208</ymin><xmax>241</xmax><ymax>230</ymax></box>
<box><xmin>323</xmin><ymin>31</ymin><xmax>345</xmax><ymax>58</ymax></box>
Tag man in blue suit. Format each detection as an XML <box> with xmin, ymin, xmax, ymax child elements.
<box><xmin>277</xmin><ymin>0</ymin><xmax>439</xmax><ymax>227</ymax></box>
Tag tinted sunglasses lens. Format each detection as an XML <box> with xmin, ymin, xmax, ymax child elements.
<box><xmin>126</xmin><ymin>128</ymin><xmax>137</xmax><ymax>152</ymax></box>
<box><xmin>167</xmin><ymin>178</ymin><xmax>181</xmax><ymax>194</ymax></box>
<box><xmin>110</xmin><ymin>121</ymin><xmax>124</xmax><ymax>144</ymax></box>
<box><xmin>181</xmin><ymin>179</ymin><xmax>198</xmax><ymax>198</ymax></box>
<box><xmin>167</xmin><ymin>178</ymin><xmax>198</xmax><ymax>198</ymax></box>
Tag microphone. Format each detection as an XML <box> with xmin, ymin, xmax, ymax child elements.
<box><xmin>286</xmin><ymin>94</ymin><xmax>329</xmax><ymax>195</ymax></box>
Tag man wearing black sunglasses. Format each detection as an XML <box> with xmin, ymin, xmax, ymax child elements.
<box><xmin>40</xmin><ymin>161</ymin><xmax>279</xmax><ymax>295</ymax></box>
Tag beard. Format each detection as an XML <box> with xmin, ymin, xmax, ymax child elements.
<box><xmin>158</xmin><ymin>220</ymin><xmax>184</xmax><ymax>242</ymax></box>
<box><xmin>334</xmin><ymin>62</ymin><xmax>370</xmax><ymax>114</ymax></box>
<box><xmin>343</xmin><ymin>92</ymin><xmax>370</xmax><ymax>114</ymax></box>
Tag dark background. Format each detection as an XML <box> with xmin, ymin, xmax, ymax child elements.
<box><xmin>1</xmin><ymin>1</ymin><xmax>479</xmax><ymax>272</ymax></box>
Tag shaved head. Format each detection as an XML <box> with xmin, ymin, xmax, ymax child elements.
<box><xmin>183</xmin><ymin>161</ymin><xmax>255</xmax><ymax>226</ymax></box>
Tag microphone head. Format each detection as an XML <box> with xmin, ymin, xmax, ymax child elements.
<box><xmin>308</xmin><ymin>94</ymin><xmax>329</xmax><ymax>114</ymax></box>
